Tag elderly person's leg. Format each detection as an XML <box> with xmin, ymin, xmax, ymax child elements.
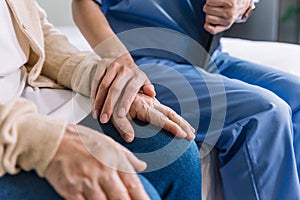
<box><xmin>80</xmin><ymin>115</ymin><xmax>202</xmax><ymax>200</ymax></box>
<box><xmin>0</xmin><ymin>171</ymin><xmax>160</xmax><ymax>200</ymax></box>
<box><xmin>0</xmin><ymin>171</ymin><xmax>62</xmax><ymax>200</ymax></box>
<box><xmin>134</xmin><ymin>57</ymin><xmax>300</xmax><ymax>199</ymax></box>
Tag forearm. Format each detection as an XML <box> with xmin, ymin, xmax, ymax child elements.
<box><xmin>72</xmin><ymin>0</ymin><xmax>128</xmax><ymax>58</ymax></box>
<box><xmin>0</xmin><ymin>98</ymin><xmax>66</xmax><ymax>177</ymax></box>
<box><xmin>32</xmin><ymin>2</ymin><xmax>100</xmax><ymax>97</ymax></box>
<box><xmin>72</xmin><ymin>0</ymin><xmax>115</xmax><ymax>48</ymax></box>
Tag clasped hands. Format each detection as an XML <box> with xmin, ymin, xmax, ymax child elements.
<box><xmin>45</xmin><ymin>41</ymin><xmax>196</xmax><ymax>200</ymax></box>
<box><xmin>91</xmin><ymin>52</ymin><xmax>196</xmax><ymax>142</ymax></box>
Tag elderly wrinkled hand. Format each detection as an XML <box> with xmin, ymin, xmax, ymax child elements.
<box><xmin>45</xmin><ymin>124</ymin><xmax>150</xmax><ymax>200</ymax></box>
<box><xmin>203</xmin><ymin>0</ymin><xmax>252</xmax><ymax>34</ymax></box>
<box><xmin>112</xmin><ymin>93</ymin><xmax>196</xmax><ymax>143</ymax></box>
<box><xmin>91</xmin><ymin>53</ymin><xmax>156</xmax><ymax>124</ymax></box>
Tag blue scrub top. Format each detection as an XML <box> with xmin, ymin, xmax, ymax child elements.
<box><xmin>94</xmin><ymin>0</ymin><xmax>221</xmax><ymax>65</ymax></box>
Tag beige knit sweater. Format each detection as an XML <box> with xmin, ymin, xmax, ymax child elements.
<box><xmin>0</xmin><ymin>0</ymin><xmax>101</xmax><ymax>177</ymax></box>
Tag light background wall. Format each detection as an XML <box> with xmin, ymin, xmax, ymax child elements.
<box><xmin>36</xmin><ymin>0</ymin><xmax>74</xmax><ymax>26</ymax></box>
<box><xmin>36</xmin><ymin>0</ymin><xmax>299</xmax><ymax>43</ymax></box>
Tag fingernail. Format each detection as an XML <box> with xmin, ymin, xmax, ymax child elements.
<box><xmin>123</xmin><ymin>133</ymin><xmax>133</xmax><ymax>142</ymax></box>
<box><xmin>179</xmin><ymin>130</ymin><xmax>187</xmax><ymax>138</ymax></box>
<box><xmin>189</xmin><ymin>128</ymin><xmax>196</xmax><ymax>140</ymax></box>
<box><xmin>139</xmin><ymin>161</ymin><xmax>147</xmax><ymax>171</ymax></box>
<box><xmin>118</xmin><ymin>107</ymin><xmax>126</xmax><ymax>118</ymax></box>
<box><xmin>189</xmin><ymin>133</ymin><xmax>196</xmax><ymax>140</ymax></box>
<box><xmin>190</xmin><ymin>127</ymin><xmax>196</xmax><ymax>133</ymax></box>
<box><xmin>100</xmin><ymin>113</ymin><xmax>109</xmax><ymax>123</ymax></box>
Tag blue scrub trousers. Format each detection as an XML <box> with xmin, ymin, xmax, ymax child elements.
<box><xmin>0</xmin><ymin>115</ymin><xmax>202</xmax><ymax>200</ymax></box>
<box><xmin>91</xmin><ymin>0</ymin><xmax>300</xmax><ymax>196</ymax></box>
<box><xmin>133</xmin><ymin>50</ymin><xmax>300</xmax><ymax>199</ymax></box>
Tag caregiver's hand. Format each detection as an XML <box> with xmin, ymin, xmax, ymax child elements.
<box><xmin>203</xmin><ymin>0</ymin><xmax>252</xmax><ymax>34</ymax></box>
<box><xmin>45</xmin><ymin>124</ymin><xmax>149</xmax><ymax>200</ymax></box>
<box><xmin>91</xmin><ymin>53</ymin><xmax>156</xmax><ymax>124</ymax></box>
<box><xmin>112</xmin><ymin>93</ymin><xmax>196</xmax><ymax>143</ymax></box>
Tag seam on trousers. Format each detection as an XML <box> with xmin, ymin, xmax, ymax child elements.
<box><xmin>245</xmin><ymin>143</ymin><xmax>261</xmax><ymax>200</ymax></box>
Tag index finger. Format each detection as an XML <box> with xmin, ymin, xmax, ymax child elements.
<box><xmin>117</xmin><ymin>143</ymin><xmax>147</xmax><ymax>172</ymax></box>
<box><xmin>117</xmin><ymin>73</ymin><xmax>149</xmax><ymax>118</ymax></box>
<box><xmin>154</xmin><ymin>104</ymin><xmax>195</xmax><ymax>140</ymax></box>
<box><xmin>99</xmin><ymin>172</ymin><xmax>131</xmax><ymax>200</ymax></box>
<box><xmin>91</xmin><ymin>60</ymin><xmax>111</xmax><ymax>103</ymax></box>
<box><xmin>119</xmin><ymin>172</ymin><xmax>151</xmax><ymax>200</ymax></box>
<box><xmin>147</xmin><ymin>108</ymin><xmax>190</xmax><ymax>139</ymax></box>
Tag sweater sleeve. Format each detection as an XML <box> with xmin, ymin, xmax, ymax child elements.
<box><xmin>35</xmin><ymin>2</ymin><xmax>101</xmax><ymax>97</ymax></box>
<box><xmin>0</xmin><ymin>98</ymin><xmax>67</xmax><ymax>177</ymax></box>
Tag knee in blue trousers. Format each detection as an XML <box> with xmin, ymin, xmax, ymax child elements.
<box><xmin>0</xmin><ymin>115</ymin><xmax>202</xmax><ymax>200</ymax></box>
